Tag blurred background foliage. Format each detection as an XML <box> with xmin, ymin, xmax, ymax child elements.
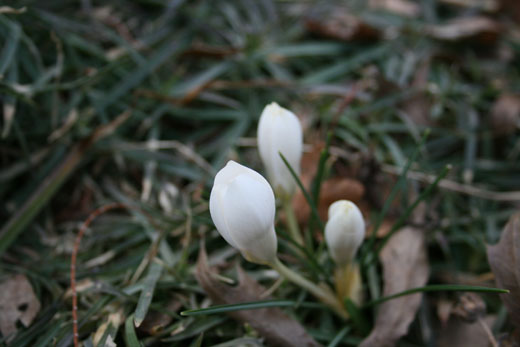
<box><xmin>1</xmin><ymin>0</ymin><xmax>520</xmax><ymax>345</ymax></box>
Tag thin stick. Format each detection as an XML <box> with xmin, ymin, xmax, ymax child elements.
<box><xmin>477</xmin><ymin>316</ymin><xmax>498</xmax><ymax>347</ymax></box>
<box><xmin>70</xmin><ymin>203</ymin><xmax>127</xmax><ymax>347</ymax></box>
<box><xmin>380</xmin><ymin>164</ymin><xmax>520</xmax><ymax>202</ymax></box>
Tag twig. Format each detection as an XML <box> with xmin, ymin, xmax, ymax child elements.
<box><xmin>381</xmin><ymin>164</ymin><xmax>520</xmax><ymax>202</ymax></box>
<box><xmin>71</xmin><ymin>203</ymin><xmax>127</xmax><ymax>347</ymax></box>
<box><xmin>477</xmin><ymin>316</ymin><xmax>498</xmax><ymax>347</ymax></box>
<box><xmin>70</xmin><ymin>201</ymin><xmax>165</xmax><ymax>346</ymax></box>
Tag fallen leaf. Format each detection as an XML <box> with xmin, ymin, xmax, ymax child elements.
<box><xmin>451</xmin><ymin>292</ymin><xmax>487</xmax><ymax>323</ymax></box>
<box><xmin>426</xmin><ymin>16</ymin><xmax>501</xmax><ymax>44</ymax></box>
<box><xmin>487</xmin><ymin>212</ymin><xmax>520</xmax><ymax>330</ymax></box>
<box><xmin>490</xmin><ymin>94</ymin><xmax>520</xmax><ymax>136</ymax></box>
<box><xmin>436</xmin><ymin>315</ymin><xmax>497</xmax><ymax>347</ymax></box>
<box><xmin>293</xmin><ymin>177</ymin><xmax>365</xmax><ymax>225</ymax></box>
<box><xmin>369</xmin><ymin>0</ymin><xmax>420</xmax><ymax>17</ymax></box>
<box><xmin>138</xmin><ymin>298</ymin><xmax>182</xmax><ymax>335</ymax></box>
<box><xmin>305</xmin><ymin>6</ymin><xmax>381</xmax><ymax>42</ymax></box>
<box><xmin>360</xmin><ymin>227</ymin><xmax>429</xmax><ymax>347</ymax></box>
<box><xmin>500</xmin><ymin>0</ymin><xmax>520</xmax><ymax>22</ymax></box>
<box><xmin>292</xmin><ymin>141</ymin><xmax>365</xmax><ymax>225</ymax></box>
<box><xmin>196</xmin><ymin>247</ymin><xmax>321</xmax><ymax>347</ymax></box>
<box><xmin>0</xmin><ymin>274</ymin><xmax>41</xmax><ymax>342</ymax></box>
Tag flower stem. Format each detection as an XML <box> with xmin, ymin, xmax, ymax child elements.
<box><xmin>282</xmin><ymin>197</ymin><xmax>304</xmax><ymax>246</ymax></box>
<box><xmin>270</xmin><ymin>257</ymin><xmax>348</xmax><ymax>319</ymax></box>
<box><xmin>334</xmin><ymin>262</ymin><xmax>363</xmax><ymax>306</ymax></box>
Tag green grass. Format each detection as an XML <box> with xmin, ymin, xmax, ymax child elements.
<box><xmin>1</xmin><ymin>0</ymin><xmax>519</xmax><ymax>346</ymax></box>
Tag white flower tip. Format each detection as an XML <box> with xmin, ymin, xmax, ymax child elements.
<box><xmin>328</xmin><ymin>200</ymin><xmax>358</xmax><ymax>219</ymax></box>
<box><xmin>214</xmin><ymin>160</ymin><xmax>249</xmax><ymax>186</ymax></box>
<box><xmin>257</xmin><ymin>102</ymin><xmax>303</xmax><ymax>196</ymax></box>
<box><xmin>325</xmin><ymin>200</ymin><xmax>365</xmax><ymax>265</ymax></box>
<box><xmin>210</xmin><ymin>161</ymin><xmax>277</xmax><ymax>264</ymax></box>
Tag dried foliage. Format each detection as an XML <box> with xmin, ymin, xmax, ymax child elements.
<box><xmin>195</xmin><ymin>247</ymin><xmax>320</xmax><ymax>347</ymax></box>
<box><xmin>361</xmin><ymin>227</ymin><xmax>429</xmax><ymax>347</ymax></box>
<box><xmin>488</xmin><ymin>213</ymin><xmax>520</xmax><ymax>330</ymax></box>
<box><xmin>0</xmin><ymin>275</ymin><xmax>40</xmax><ymax>342</ymax></box>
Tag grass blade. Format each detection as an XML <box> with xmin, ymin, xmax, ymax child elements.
<box><xmin>311</xmin><ymin>132</ymin><xmax>332</xmax><ymax>205</ymax></box>
<box><xmin>134</xmin><ymin>261</ymin><xmax>163</xmax><ymax>327</ymax></box>
<box><xmin>344</xmin><ymin>299</ymin><xmax>370</xmax><ymax>335</ymax></box>
<box><xmin>181</xmin><ymin>300</ymin><xmax>296</xmax><ymax>316</ymax></box>
<box><xmin>97</xmin><ymin>33</ymin><xmax>192</xmax><ymax>111</ymax></box>
<box><xmin>125</xmin><ymin>314</ymin><xmax>142</xmax><ymax>347</ymax></box>
<box><xmin>0</xmin><ymin>16</ymin><xmax>21</xmax><ymax>75</ymax></box>
<box><xmin>375</xmin><ymin>165</ymin><xmax>451</xmax><ymax>255</ymax></box>
<box><xmin>279</xmin><ymin>152</ymin><xmax>324</xmax><ymax>229</ymax></box>
<box><xmin>0</xmin><ymin>112</ymin><xmax>130</xmax><ymax>256</ymax></box>
<box><xmin>327</xmin><ymin>327</ymin><xmax>350</xmax><ymax>347</ymax></box>
<box><xmin>363</xmin><ymin>129</ymin><xmax>430</xmax><ymax>262</ymax></box>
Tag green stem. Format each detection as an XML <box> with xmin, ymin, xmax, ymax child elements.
<box><xmin>282</xmin><ymin>197</ymin><xmax>304</xmax><ymax>246</ymax></box>
<box><xmin>270</xmin><ymin>258</ymin><xmax>348</xmax><ymax>319</ymax></box>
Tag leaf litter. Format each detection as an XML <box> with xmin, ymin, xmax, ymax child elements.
<box><xmin>360</xmin><ymin>226</ymin><xmax>429</xmax><ymax>347</ymax></box>
<box><xmin>487</xmin><ymin>213</ymin><xmax>520</xmax><ymax>331</ymax></box>
<box><xmin>0</xmin><ymin>274</ymin><xmax>41</xmax><ymax>342</ymax></box>
<box><xmin>195</xmin><ymin>245</ymin><xmax>320</xmax><ymax>347</ymax></box>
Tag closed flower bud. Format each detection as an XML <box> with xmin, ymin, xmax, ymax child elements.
<box><xmin>209</xmin><ymin>161</ymin><xmax>278</xmax><ymax>264</ymax></box>
<box><xmin>257</xmin><ymin>102</ymin><xmax>303</xmax><ymax>197</ymax></box>
<box><xmin>325</xmin><ymin>200</ymin><xmax>365</xmax><ymax>266</ymax></box>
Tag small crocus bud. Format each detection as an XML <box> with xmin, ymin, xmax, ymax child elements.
<box><xmin>325</xmin><ymin>200</ymin><xmax>365</xmax><ymax>266</ymax></box>
<box><xmin>257</xmin><ymin>102</ymin><xmax>303</xmax><ymax>197</ymax></box>
<box><xmin>209</xmin><ymin>161</ymin><xmax>278</xmax><ymax>265</ymax></box>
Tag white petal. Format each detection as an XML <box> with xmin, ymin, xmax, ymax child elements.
<box><xmin>258</xmin><ymin>102</ymin><xmax>303</xmax><ymax>195</ymax></box>
<box><xmin>213</xmin><ymin>160</ymin><xmax>250</xmax><ymax>186</ymax></box>
<box><xmin>325</xmin><ymin>200</ymin><xmax>365</xmax><ymax>265</ymax></box>
<box><xmin>240</xmin><ymin>225</ymin><xmax>277</xmax><ymax>264</ymax></box>
<box><xmin>209</xmin><ymin>162</ymin><xmax>277</xmax><ymax>264</ymax></box>
<box><xmin>210</xmin><ymin>183</ymin><xmax>239</xmax><ymax>249</ymax></box>
<box><xmin>221</xmin><ymin>174</ymin><xmax>275</xmax><ymax>249</ymax></box>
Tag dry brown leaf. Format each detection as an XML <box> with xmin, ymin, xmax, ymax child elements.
<box><xmin>305</xmin><ymin>6</ymin><xmax>381</xmax><ymax>42</ymax></box>
<box><xmin>292</xmin><ymin>141</ymin><xmax>366</xmax><ymax>226</ymax></box>
<box><xmin>490</xmin><ymin>94</ymin><xmax>520</xmax><ymax>136</ymax></box>
<box><xmin>360</xmin><ymin>227</ymin><xmax>429</xmax><ymax>347</ymax></box>
<box><xmin>500</xmin><ymin>0</ymin><xmax>520</xmax><ymax>22</ymax></box>
<box><xmin>369</xmin><ymin>0</ymin><xmax>420</xmax><ymax>17</ymax></box>
<box><xmin>451</xmin><ymin>292</ymin><xmax>487</xmax><ymax>322</ymax></box>
<box><xmin>195</xmin><ymin>247</ymin><xmax>321</xmax><ymax>347</ymax></box>
<box><xmin>300</xmin><ymin>141</ymin><xmax>325</xmax><ymax>187</ymax></box>
<box><xmin>426</xmin><ymin>16</ymin><xmax>501</xmax><ymax>43</ymax></box>
<box><xmin>293</xmin><ymin>177</ymin><xmax>365</xmax><ymax>225</ymax></box>
<box><xmin>138</xmin><ymin>298</ymin><xmax>182</xmax><ymax>335</ymax></box>
<box><xmin>0</xmin><ymin>274</ymin><xmax>41</xmax><ymax>342</ymax></box>
<box><xmin>437</xmin><ymin>315</ymin><xmax>497</xmax><ymax>347</ymax></box>
<box><xmin>487</xmin><ymin>212</ymin><xmax>520</xmax><ymax>330</ymax></box>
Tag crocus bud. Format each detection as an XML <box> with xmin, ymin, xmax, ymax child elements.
<box><xmin>257</xmin><ymin>102</ymin><xmax>303</xmax><ymax>197</ymax></box>
<box><xmin>325</xmin><ymin>200</ymin><xmax>365</xmax><ymax>266</ymax></box>
<box><xmin>209</xmin><ymin>161</ymin><xmax>278</xmax><ymax>264</ymax></box>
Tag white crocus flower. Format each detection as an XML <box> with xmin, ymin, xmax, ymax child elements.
<box><xmin>257</xmin><ymin>102</ymin><xmax>303</xmax><ymax>198</ymax></box>
<box><xmin>325</xmin><ymin>200</ymin><xmax>365</xmax><ymax>266</ymax></box>
<box><xmin>209</xmin><ymin>162</ymin><xmax>349</xmax><ymax>318</ymax></box>
<box><xmin>209</xmin><ymin>161</ymin><xmax>277</xmax><ymax>265</ymax></box>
